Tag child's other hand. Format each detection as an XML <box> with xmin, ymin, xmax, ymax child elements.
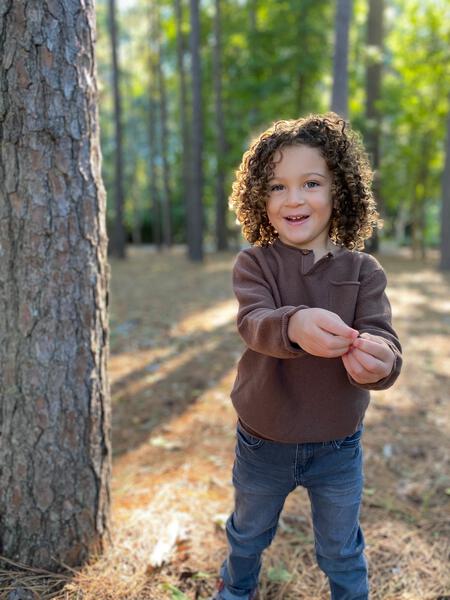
<box><xmin>288</xmin><ymin>308</ymin><xmax>359</xmax><ymax>358</ymax></box>
<box><xmin>342</xmin><ymin>332</ymin><xmax>395</xmax><ymax>384</ymax></box>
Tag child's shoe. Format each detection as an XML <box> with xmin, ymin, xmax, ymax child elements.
<box><xmin>209</xmin><ymin>578</ymin><xmax>259</xmax><ymax>600</ymax></box>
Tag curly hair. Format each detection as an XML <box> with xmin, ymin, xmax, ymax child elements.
<box><xmin>229</xmin><ymin>112</ymin><xmax>381</xmax><ymax>250</ymax></box>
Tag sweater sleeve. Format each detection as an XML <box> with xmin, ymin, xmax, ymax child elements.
<box><xmin>347</xmin><ymin>264</ymin><xmax>402</xmax><ymax>391</ymax></box>
<box><xmin>232</xmin><ymin>250</ymin><xmax>308</xmax><ymax>359</ymax></box>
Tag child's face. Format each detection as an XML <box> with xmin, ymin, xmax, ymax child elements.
<box><xmin>266</xmin><ymin>144</ymin><xmax>333</xmax><ymax>255</ymax></box>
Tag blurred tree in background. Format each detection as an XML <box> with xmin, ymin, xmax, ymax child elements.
<box><xmin>95</xmin><ymin>0</ymin><xmax>450</xmax><ymax>267</ymax></box>
<box><xmin>108</xmin><ymin>0</ymin><xmax>127</xmax><ymax>258</ymax></box>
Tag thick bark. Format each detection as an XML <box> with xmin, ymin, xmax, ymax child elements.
<box><xmin>440</xmin><ymin>104</ymin><xmax>450</xmax><ymax>271</ymax></box>
<box><xmin>174</xmin><ymin>0</ymin><xmax>191</xmax><ymax>247</ymax></box>
<box><xmin>331</xmin><ymin>0</ymin><xmax>352</xmax><ymax>119</ymax></box>
<box><xmin>108</xmin><ymin>0</ymin><xmax>126</xmax><ymax>258</ymax></box>
<box><xmin>0</xmin><ymin>0</ymin><xmax>111</xmax><ymax>568</ymax></box>
<box><xmin>156</xmin><ymin>6</ymin><xmax>172</xmax><ymax>248</ymax></box>
<box><xmin>188</xmin><ymin>0</ymin><xmax>203</xmax><ymax>261</ymax></box>
<box><xmin>213</xmin><ymin>0</ymin><xmax>228</xmax><ymax>251</ymax></box>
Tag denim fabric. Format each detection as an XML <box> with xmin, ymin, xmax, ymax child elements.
<box><xmin>217</xmin><ymin>422</ymin><xmax>368</xmax><ymax>600</ymax></box>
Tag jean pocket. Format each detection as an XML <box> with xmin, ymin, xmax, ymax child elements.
<box><xmin>236</xmin><ymin>421</ymin><xmax>265</xmax><ymax>449</ymax></box>
<box><xmin>331</xmin><ymin>428</ymin><xmax>362</xmax><ymax>450</ymax></box>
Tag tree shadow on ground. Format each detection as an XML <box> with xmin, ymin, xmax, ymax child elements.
<box><xmin>105</xmin><ymin>248</ymin><xmax>450</xmax><ymax>599</ymax></box>
<box><xmin>111</xmin><ymin>321</ymin><xmax>241</xmax><ymax>457</ymax></box>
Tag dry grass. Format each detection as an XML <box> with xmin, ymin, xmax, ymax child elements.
<box><xmin>1</xmin><ymin>245</ymin><xmax>449</xmax><ymax>600</ymax></box>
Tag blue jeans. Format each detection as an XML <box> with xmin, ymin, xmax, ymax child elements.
<box><xmin>218</xmin><ymin>421</ymin><xmax>368</xmax><ymax>600</ymax></box>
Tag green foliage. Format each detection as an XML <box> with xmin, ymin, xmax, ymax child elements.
<box><xmin>96</xmin><ymin>0</ymin><xmax>450</xmax><ymax>250</ymax></box>
<box><xmin>380</xmin><ymin>0</ymin><xmax>450</xmax><ymax>245</ymax></box>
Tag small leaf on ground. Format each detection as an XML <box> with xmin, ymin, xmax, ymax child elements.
<box><xmin>267</xmin><ymin>566</ymin><xmax>292</xmax><ymax>583</ymax></box>
<box><xmin>160</xmin><ymin>583</ymin><xmax>189</xmax><ymax>599</ymax></box>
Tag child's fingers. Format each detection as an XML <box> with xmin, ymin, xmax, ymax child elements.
<box><xmin>347</xmin><ymin>346</ymin><xmax>385</xmax><ymax>374</ymax></box>
<box><xmin>359</xmin><ymin>332</ymin><xmax>389</xmax><ymax>346</ymax></box>
<box><xmin>342</xmin><ymin>351</ymin><xmax>362</xmax><ymax>378</ymax></box>
<box><xmin>326</xmin><ymin>334</ymin><xmax>354</xmax><ymax>351</ymax></box>
<box><xmin>343</xmin><ymin>349</ymin><xmax>382</xmax><ymax>383</ymax></box>
<box><xmin>352</xmin><ymin>336</ymin><xmax>391</xmax><ymax>360</ymax></box>
<box><xmin>315</xmin><ymin>329</ymin><xmax>353</xmax><ymax>353</ymax></box>
<box><xmin>328</xmin><ymin>343</ymin><xmax>354</xmax><ymax>357</ymax></box>
<box><xmin>319</xmin><ymin>312</ymin><xmax>359</xmax><ymax>339</ymax></box>
<box><xmin>304</xmin><ymin>328</ymin><xmax>352</xmax><ymax>357</ymax></box>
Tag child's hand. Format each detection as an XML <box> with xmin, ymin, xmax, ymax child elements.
<box><xmin>288</xmin><ymin>308</ymin><xmax>359</xmax><ymax>358</ymax></box>
<box><xmin>342</xmin><ymin>332</ymin><xmax>395</xmax><ymax>384</ymax></box>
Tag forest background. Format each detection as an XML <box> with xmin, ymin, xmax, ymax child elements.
<box><xmin>97</xmin><ymin>0</ymin><xmax>450</xmax><ymax>263</ymax></box>
<box><xmin>91</xmin><ymin>0</ymin><xmax>449</xmax><ymax>598</ymax></box>
<box><xmin>1</xmin><ymin>1</ymin><xmax>449</xmax><ymax>599</ymax></box>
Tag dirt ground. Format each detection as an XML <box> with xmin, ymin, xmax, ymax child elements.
<box><xmin>101</xmin><ymin>245</ymin><xmax>450</xmax><ymax>600</ymax></box>
<box><xmin>3</xmin><ymin>245</ymin><xmax>449</xmax><ymax>600</ymax></box>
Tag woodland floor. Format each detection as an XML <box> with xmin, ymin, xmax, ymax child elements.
<box><xmin>2</xmin><ymin>245</ymin><xmax>450</xmax><ymax>599</ymax></box>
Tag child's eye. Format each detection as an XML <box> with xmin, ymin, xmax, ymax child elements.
<box><xmin>270</xmin><ymin>184</ymin><xmax>284</xmax><ymax>192</ymax></box>
<box><xmin>305</xmin><ymin>181</ymin><xmax>319</xmax><ymax>189</ymax></box>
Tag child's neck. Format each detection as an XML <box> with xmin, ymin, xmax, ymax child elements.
<box><xmin>313</xmin><ymin>240</ymin><xmax>336</xmax><ymax>263</ymax></box>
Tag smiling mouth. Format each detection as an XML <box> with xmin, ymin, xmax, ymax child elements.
<box><xmin>285</xmin><ymin>215</ymin><xmax>309</xmax><ymax>222</ymax></box>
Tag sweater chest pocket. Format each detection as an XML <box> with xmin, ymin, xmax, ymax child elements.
<box><xmin>328</xmin><ymin>280</ymin><xmax>361</xmax><ymax>326</ymax></box>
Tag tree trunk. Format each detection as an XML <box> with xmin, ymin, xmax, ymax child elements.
<box><xmin>411</xmin><ymin>137</ymin><xmax>430</xmax><ymax>261</ymax></box>
<box><xmin>213</xmin><ymin>0</ymin><xmax>229</xmax><ymax>251</ymax></box>
<box><xmin>155</xmin><ymin>5</ymin><xmax>172</xmax><ymax>248</ymax></box>
<box><xmin>394</xmin><ymin>202</ymin><xmax>409</xmax><ymax>246</ymax></box>
<box><xmin>131</xmin><ymin>215</ymin><xmax>143</xmax><ymax>245</ymax></box>
<box><xmin>0</xmin><ymin>0</ymin><xmax>111</xmax><ymax>569</ymax></box>
<box><xmin>174</xmin><ymin>0</ymin><xmax>191</xmax><ymax>247</ymax></box>
<box><xmin>365</xmin><ymin>0</ymin><xmax>383</xmax><ymax>170</ymax></box>
<box><xmin>147</xmin><ymin>7</ymin><xmax>162</xmax><ymax>249</ymax></box>
<box><xmin>108</xmin><ymin>0</ymin><xmax>126</xmax><ymax>258</ymax></box>
<box><xmin>411</xmin><ymin>196</ymin><xmax>427</xmax><ymax>261</ymax></box>
<box><xmin>148</xmin><ymin>110</ymin><xmax>162</xmax><ymax>249</ymax></box>
<box><xmin>188</xmin><ymin>0</ymin><xmax>204</xmax><ymax>262</ymax></box>
<box><xmin>364</xmin><ymin>0</ymin><xmax>384</xmax><ymax>253</ymax></box>
<box><xmin>248</xmin><ymin>0</ymin><xmax>260</xmax><ymax>129</ymax></box>
<box><xmin>440</xmin><ymin>103</ymin><xmax>450</xmax><ymax>271</ymax></box>
<box><xmin>331</xmin><ymin>0</ymin><xmax>353</xmax><ymax>119</ymax></box>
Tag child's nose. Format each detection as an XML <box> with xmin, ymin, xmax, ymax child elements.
<box><xmin>285</xmin><ymin>188</ymin><xmax>305</xmax><ymax>205</ymax></box>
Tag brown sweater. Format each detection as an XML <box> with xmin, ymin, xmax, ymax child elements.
<box><xmin>231</xmin><ymin>238</ymin><xmax>402</xmax><ymax>443</ymax></box>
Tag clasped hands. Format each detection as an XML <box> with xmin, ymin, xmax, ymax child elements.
<box><xmin>288</xmin><ymin>308</ymin><xmax>395</xmax><ymax>385</ymax></box>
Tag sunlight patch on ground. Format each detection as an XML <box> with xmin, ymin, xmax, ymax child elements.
<box><xmin>391</xmin><ymin>288</ymin><xmax>426</xmax><ymax>310</ymax></box>
<box><xmin>429</xmin><ymin>298</ymin><xmax>450</xmax><ymax>315</ymax></box>
<box><xmin>170</xmin><ymin>299</ymin><xmax>237</xmax><ymax>335</ymax></box>
<box><xmin>109</xmin><ymin>346</ymin><xmax>174</xmax><ymax>385</ymax></box>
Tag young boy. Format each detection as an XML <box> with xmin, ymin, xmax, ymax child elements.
<box><xmin>211</xmin><ymin>114</ymin><xmax>402</xmax><ymax>600</ymax></box>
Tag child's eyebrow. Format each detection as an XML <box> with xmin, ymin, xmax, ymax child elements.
<box><xmin>269</xmin><ymin>171</ymin><xmax>327</xmax><ymax>181</ymax></box>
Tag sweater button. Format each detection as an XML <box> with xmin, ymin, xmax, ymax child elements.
<box><xmin>301</xmin><ymin>249</ymin><xmax>309</xmax><ymax>255</ymax></box>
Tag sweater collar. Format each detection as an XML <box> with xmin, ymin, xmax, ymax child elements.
<box><xmin>272</xmin><ymin>238</ymin><xmax>346</xmax><ymax>275</ymax></box>
<box><xmin>273</xmin><ymin>237</ymin><xmax>343</xmax><ymax>258</ymax></box>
